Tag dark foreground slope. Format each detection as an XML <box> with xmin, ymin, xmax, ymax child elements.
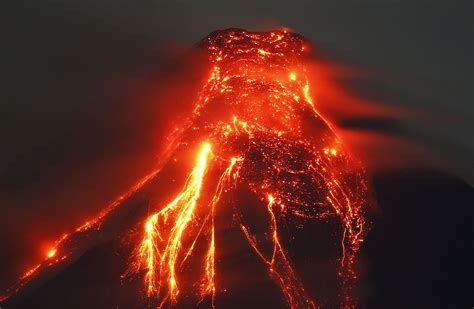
<box><xmin>3</xmin><ymin>169</ymin><xmax>473</xmax><ymax>309</ymax></box>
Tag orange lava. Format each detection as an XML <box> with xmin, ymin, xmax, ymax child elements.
<box><xmin>128</xmin><ymin>29</ymin><xmax>370</xmax><ymax>307</ymax></box>
<box><xmin>1</xmin><ymin>29</ymin><xmax>371</xmax><ymax>308</ymax></box>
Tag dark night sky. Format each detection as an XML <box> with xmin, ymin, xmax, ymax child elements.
<box><xmin>0</xmin><ymin>0</ymin><xmax>472</xmax><ymax>308</ymax></box>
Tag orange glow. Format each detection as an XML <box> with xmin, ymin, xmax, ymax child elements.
<box><xmin>239</xmin><ymin>195</ymin><xmax>316</xmax><ymax>308</ymax></box>
<box><xmin>130</xmin><ymin>143</ymin><xmax>212</xmax><ymax>304</ymax></box>
<box><xmin>127</xmin><ymin>145</ymin><xmax>241</xmax><ymax>307</ymax></box>
<box><xmin>46</xmin><ymin>249</ymin><xmax>57</xmax><ymax>258</ymax></box>
<box><xmin>128</xmin><ymin>29</ymin><xmax>368</xmax><ymax>307</ymax></box>
<box><xmin>1</xmin><ymin>29</ymin><xmax>371</xmax><ymax>308</ymax></box>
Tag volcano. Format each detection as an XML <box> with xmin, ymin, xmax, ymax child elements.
<box><xmin>1</xmin><ymin>29</ymin><xmax>372</xmax><ymax>308</ymax></box>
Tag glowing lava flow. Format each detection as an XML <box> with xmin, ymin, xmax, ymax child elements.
<box><xmin>129</xmin><ymin>143</ymin><xmax>212</xmax><ymax>304</ymax></box>
<box><xmin>128</xmin><ymin>146</ymin><xmax>240</xmax><ymax>308</ymax></box>
<box><xmin>1</xmin><ymin>29</ymin><xmax>371</xmax><ymax>308</ymax></box>
<box><xmin>238</xmin><ymin>195</ymin><xmax>315</xmax><ymax>308</ymax></box>
<box><xmin>127</xmin><ymin>29</ymin><xmax>370</xmax><ymax>307</ymax></box>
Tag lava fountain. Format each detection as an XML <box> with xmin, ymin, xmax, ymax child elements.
<box><xmin>1</xmin><ymin>29</ymin><xmax>371</xmax><ymax>308</ymax></box>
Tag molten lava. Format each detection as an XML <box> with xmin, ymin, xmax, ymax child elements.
<box><xmin>1</xmin><ymin>29</ymin><xmax>371</xmax><ymax>308</ymax></box>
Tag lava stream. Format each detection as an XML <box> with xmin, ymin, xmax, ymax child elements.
<box><xmin>1</xmin><ymin>28</ymin><xmax>371</xmax><ymax>309</ymax></box>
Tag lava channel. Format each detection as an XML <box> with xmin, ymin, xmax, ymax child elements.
<box><xmin>1</xmin><ymin>28</ymin><xmax>372</xmax><ymax>309</ymax></box>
